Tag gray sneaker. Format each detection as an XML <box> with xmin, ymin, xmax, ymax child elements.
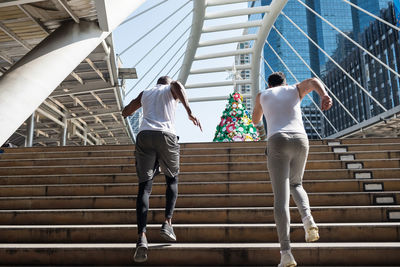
<box><xmin>160</xmin><ymin>222</ymin><xmax>176</xmax><ymax>242</ymax></box>
<box><xmin>133</xmin><ymin>235</ymin><xmax>148</xmax><ymax>263</ymax></box>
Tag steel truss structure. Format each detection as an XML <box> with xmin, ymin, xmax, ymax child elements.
<box><xmin>0</xmin><ymin>0</ymin><xmax>144</xmax><ymax>147</ymax></box>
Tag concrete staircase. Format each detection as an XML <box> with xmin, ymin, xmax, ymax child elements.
<box><xmin>0</xmin><ymin>138</ymin><xmax>399</xmax><ymax>266</ymax></box>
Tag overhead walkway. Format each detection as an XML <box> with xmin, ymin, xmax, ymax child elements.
<box><xmin>0</xmin><ymin>0</ymin><xmax>145</xmax><ymax>147</ymax></box>
<box><xmin>177</xmin><ymin>0</ymin><xmax>287</xmax><ymax>105</ymax></box>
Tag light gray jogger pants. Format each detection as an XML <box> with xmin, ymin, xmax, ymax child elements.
<box><xmin>266</xmin><ymin>132</ymin><xmax>312</xmax><ymax>251</ymax></box>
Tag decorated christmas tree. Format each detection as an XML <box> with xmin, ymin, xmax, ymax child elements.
<box><xmin>213</xmin><ymin>92</ymin><xmax>260</xmax><ymax>142</ymax></box>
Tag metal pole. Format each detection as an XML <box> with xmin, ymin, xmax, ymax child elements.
<box><xmin>26</xmin><ymin>112</ymin><xmax>35</xmax><ymax>147</ymax></box>
<box><xmin>60</xmin><ymin>116</ymin><xmax>68</xmax><ymax>146</ymax></box>
<box><xmin>83</xmin><ymin>128</ymin><xmax>88</xmax><ymax>146</ymax></box>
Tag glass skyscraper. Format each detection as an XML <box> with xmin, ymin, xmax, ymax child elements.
<box><xmin>248</xmin><ymin>0</ymin><xmax>394</xmax><ymax>138</ymax></box>
<box><xmin>250</xmin><ymin>0</ymin><xmax>394</xmax><ymax>93</ymax></box>
<box><xmin>352</xmin><ymin>0</ymin><xmax>393</xmax><ymax>38</ymax></box>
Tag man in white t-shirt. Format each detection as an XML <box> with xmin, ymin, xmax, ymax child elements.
<box><xmin>122</xmin><ymin>76</ymin><xmax>202</xmax><ymax>263</ymax></box>
<box><xmin>252</xmin><ymin>72</ymin><xmax>332</xmax><ymax>267</ymax></box>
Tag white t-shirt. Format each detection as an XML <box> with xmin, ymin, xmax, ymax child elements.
<box><xmin>260</xmin><ymin>84</ymin><xmax>307</xmax><ymax>139</ymax></box>
<box><xmin>138</xmin><ymin>84</ymin><xmax>178</xmax><ymax>135</ymax></box>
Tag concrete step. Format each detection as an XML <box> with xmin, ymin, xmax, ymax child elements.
<box><xmin>0</xmin><ymin>150</ymin><xmax>134</xmax><ymax>160</ymax></box>
<box><xmin>0</xmin><ymin>243</ymin><xmax>397</xmax><ymax>266</ymax></box>
<box><xmin>0</xmin><ymin>223</ymin><xmax>398</xmax><ymax>243</ymax></box>
<box><xmin>181</xmin><ymin>151</ymin><xmax>400</xmax><ymax>163</ymax></box>
<box><xmin>1</xmin><ymin>159</ymin><xmax>400</xmax><ymax>175</ymax></box>
<box><xmin>0</xmin><ymin>168</ymin><xmax>400</xmax><ymax>185</ymax></box>
<box><xmin>0</xmin><ymin>206</ymin><xmax>398</xmax><ymax>225</ymax></box>
<box><xmin>1</xmin><ymin>178</ymin><xmax>399</xmax><ymax>197</ymax></box>
<box><xmin>0</xmin><ymin>157</ymin><xmax>135</xmax><ymax>167</ymax></box>
<box><xmin>4</xmin><ymin>142</ymin><xmax>400</xmax><ymax>157</ymax></box>
<box><xmin>2</xmin><ymin>150</ymin><xmax>400</xmax><ymax>162</ymax></box>
<box><xmin>339</xmin><ymin>137</ymin><xmax>400</xmax><ymax>144</ymax></box>
<box><xmin>343</xmin><ymin>143</ymin><xmax>400</xmax><ymax>151</ymax></box>
<box><xmin>2</xmin><ymin>140</ymin><xmax>400</xmax><ymax>155</ymax></box>
<box><xmin>0</xmin><ymin>152</ymin><xmax>400</xmax><ymax>171</ymax></box>
<box><xmin>0</xmin><ymin>192</ymin><xmax>397</xmax><ymax>209</ymax></box>
<box><xmin>1</xmin><ymin>145</ymin><xmax>134</xmax><ymax>153</ymax></box>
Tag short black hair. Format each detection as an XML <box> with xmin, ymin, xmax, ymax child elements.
<box><xmin>157</xmin><ymin>76</ymin><xmax>172</xmax><ymax>85</ymax></box>
<box><xmin>267</xmin><ymin>72</ymin><xmax>286</xmax><ymax>87</ymax></box>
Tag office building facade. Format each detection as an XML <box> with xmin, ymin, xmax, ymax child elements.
<box><xmin>235</xmin><ymin>41</ymin><xmax>252</xmax><ymax>111</ymax></box>
<box><xmin>248</xmin><ymin>0</ymin><xmax>395</xmax><ymax>138</ymax></box>
<box><xmin>323</xmin><ymin>2</ymin><xmax>400</xmax><ymax>136</ymax></box>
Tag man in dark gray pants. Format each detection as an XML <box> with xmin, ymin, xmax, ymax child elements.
<box><xmin>122</xmin><ymin>76</ymin><xmax>202</xmax><ymax>263</ymax></box>
<box><xmin>252</xmin><ymin>72</ymin><xmax>332</xmax><ymax>267</ymax></box>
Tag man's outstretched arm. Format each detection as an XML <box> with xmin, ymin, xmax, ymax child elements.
<box><xmin>122</xmin><ymin>92</ymin><xmax>143</xmax><ymax>118</ymax></box>
<box><xmin>297</xmin><ymin>78</ymin><xmax>333</xmax><ymax>111</ymax></box>
<box><xmin>170</xmin><ymin>80</ymin><xmax>202</xmax><ymax>131</ymax></box>
<box><xmin>252</xmin><ymin>93</ymin><xmax>263</xmax><ymax>125</ymax></box>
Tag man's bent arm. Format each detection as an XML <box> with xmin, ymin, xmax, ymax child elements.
<box><xmin>297</xmin><ymin>78</ymin><xmax>332</xmax><ymax>111</ymax></box>
<box><xmin>122</xmin><ymin>92</ymin><xmax>143</xmax><ymax>118</ymax></box>
<box><xmin>252</xmin><ymin>93</ymin><xmax>263</xmax><ymax>125</ymax></box>
<box><xmin>170</xmin><ymin>81</ymin><xmax>202</xmax><ymax>131</ymax></box>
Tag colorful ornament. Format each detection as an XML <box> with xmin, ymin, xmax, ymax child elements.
<box><xmin>233</xmin><ymin>93</ymin><xmax>242</xmax><ymax>101</ymax></box>
<box><xmin>244</xmin><ymin>134</ymin><xmax>254</xmax><ymax>141</ymax></box>
<box><xmin>242</xmin><ymin>117</ymin><xmax>251</xmax><ymax>126</ymax></box>
<box><xmin>213</xmin><ymin>91</ymin><xmax>261</xmax><ymax>142</ymax></box>
<box><xmin>226</xmin><ymin>123</ymin><xmax>235</xmax><ymax>133</ymax></box>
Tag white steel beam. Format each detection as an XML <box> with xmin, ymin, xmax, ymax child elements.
<box><xmin>198</xmin><ymin>34</ymin><xmax>257</xmax><ymax>47</ymax></box>
<box><xmin>194</xmin><ymin>48</ymin><xmax>252</xmax><ymax>60</ymax></box>
<box><xmin>0</xmin><ymin>52</ymin><xmax>14</xmax><ymax>64</ymax></box>
<box><xmin>18</xmin><ymin>4</ymin><xmax>50</xmax><ymax>34</ymax></box>
<box><xmin>202</xmin><ymin>20</ymin><xmax>262</xmax><ymax>33</ymax></box>
<box><xmin>51</xmin><ymin>82</ymin><xmax>114</xmax><ymax>97</ymax></box>
<box><xmin>0</xmin><ymin>0</ymin><xmax>44</xmax><ymax>7</ymax></box>
<box><xmin>57</xmin><ymin>0</ymin><xmax>79</xmax><ymax>23</ymax></box>
<box><xmin>177</xmin><ymin>0</ymin><xmax>206</xmax><ymax>85</ymax></box>
<box><xmin>190</xmin><ymin>64</ymin><xmax>251</xmax><ymax>74</ymax></box>
<box><xmin>36</xmin><ymin>108</ymin><xmax>65</xmax><ymax>128</ymax></box>
<box><xmin>250</xmin><ymin>0</ymin><xmax>288</xmax><ymax>106</ymax></box>
<box><xmin>207</xmin><ymin>0</ymin><xmax>256</xmax><ymax>6</ymax></box>
<box><xmin>85</xmin><ymin>58</ymin><xmax>106</xmax><ymax>82</ymax></box>
<box><xmin>93</xmin><ymin>127</ymin><xmax>126</xmax><ymax>133</ymax></box>
<box><xmin>0</xmin><ymin>21</ymin><xmax>32</xmax><ymax>50</ymax></box>
<box><xmin>205</xmin><ymin>6</ymin><xmax>270</xmax><ymax>20</ymax></box>
<box><xmin>189</xmin><ymin>93</ymin><xmax>251</xmax><ymax>102</ymax></box>
<box><xmin>70</xmin><ymin>71</ymin><xmax>84</xmax><ymax>85</ymax></box>
<box><xmin>185</xmin><ymin>79</ymin><xmax>251</xmax><ymax>89</ymax></box>
<box><xmin>70</xmin><ymin>109</ymin><xmax>121</xmax><ymax>119</ymax></box>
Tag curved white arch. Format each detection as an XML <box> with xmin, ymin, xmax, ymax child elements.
<box><xmin>178</xmin><ymin>0</ymin><xmax>206</xmax><ymax>84</ymax></box>
<box><xmin>250</xmin><ymin>0</ymin><xmax>288</xmax><ymax>105</ymax></box>
<box><xmin>178</xmin><ymin>0</ymin><xmax>288</xmax><ymax>106</ymax></box>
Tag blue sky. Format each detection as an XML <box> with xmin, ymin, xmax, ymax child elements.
<box><xmin>114</xmin><ymin>1</ymin><xmax>247</xmax><ymax>143</ymax></box>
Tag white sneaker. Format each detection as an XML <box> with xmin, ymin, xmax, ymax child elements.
<box><xmin>278</xmin><ymin>251</ymin><xmax>297</xmax><ymax>267</ymax></box>
<box><xmin>302</xmin><ymin>215</ymin><xmax>320</xmax><ymax>242</ymax></box>
<box><xmin>305</xmin><ymin>226</ymin><xmax>319</xmax><ymax>242</ymax></box>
